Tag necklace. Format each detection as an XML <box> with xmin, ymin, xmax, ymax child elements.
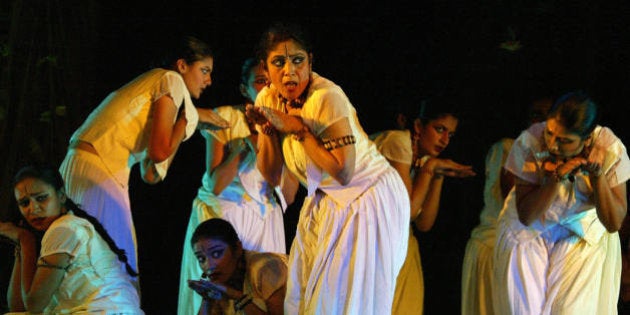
<box><xmin>279</xmin><ymin>80</ymin><xmax>311</xmax><ymax>110</ymax></box>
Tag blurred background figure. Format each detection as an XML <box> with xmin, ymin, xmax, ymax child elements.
<box><xmin>372</xmin><ymin>100</ymin><xmax>475</xmax><ymax>314</ymax></box>
<box><xmin>461</xmin><ymin>96</ymin><xmax>551</xmax><ymax>315</ymax></box>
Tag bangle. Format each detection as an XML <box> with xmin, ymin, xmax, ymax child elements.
<box><xmin>261</xmin><ymin>124</ymin><xmax>276</xmax><ymax>136</ymax></box>
<box><xmin>234</xmin><ymin>294</ymin><xmax>253</xmax><ymax>311</ymax></box>
<box><xmin>292</xmin><ymin>125</ymin><xmax>310</xmax><ymax>142</ymax></box>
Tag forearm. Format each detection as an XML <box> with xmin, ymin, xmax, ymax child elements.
<box><xmin>515</xmin><ymin>180</ymin><xmax>561</xmax><ymax>225</ymax></box>
<box><xmin>211</xmin><ymin>153</ymin><xmax>241</xmax><ymax>195</ymax></box>
<box><xmin>413</xmin><ymin>176</ymin><xmax>444</xmax><ymax>231</ymax></box>
<box><xmin>140</xmin><ymin>158</ymin><xmax>162</xmax><ymax>184</ymax></box>
<box><xmin>592</xmin><ymin>175</ymin><xmax>627</xmax><ymax>232</ymax></box>
<box><xmin>17</xmin><ymin>233</ymin><xmax>37</xmax><ymax>305</ymax></box>
<box><xmin>409</xmin><ymin>169</ymin><xmax>433</xmax><ymax>220</ymax></box>
<box><xmin>149</xmin><ymin>103</ymin><xmax>189</xmax><ymax>163</ymax></box>
<box><xmin>162</xmin><ymin>116</ymin><xmax>188</xmax><ymax>161</ymax></box>
<box><xmin>8</xmin><ymin>253</ymin><xmax>25</xmax><ymax>311</ymax></box>
<box><xmin>298</xmin><ymin>129</ymin><xmax>354</xmax><ymax>185</ymax></box>
<box><xmin>256</xmin><ymin>132</ymin><xmax>284</xmax><ymax>186</ymax></box>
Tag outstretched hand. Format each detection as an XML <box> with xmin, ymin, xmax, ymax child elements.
<box><xmin>431</xmin><ymin>158</ymin><xmax>476</xmax><ymax>178</ymax></box>
<box><xmin>197</xmin><ymin>108</ymin><xmax>230</xmax><ymax>130</ymax></box>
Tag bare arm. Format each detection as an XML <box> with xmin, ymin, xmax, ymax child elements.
<box><xmin>23</xmin><ymin>253</ymin><xmax>70</xmax><ymax>312</ymax></box>
<box><xmin>280</xmin><ymin>168</ymin><xmax>300</xmax><ymax>206</ymax></box>
<box><xmin>148</xmin><ymin>95</ymin><xmax>188</xmax><ymax>163</ymax></box>
<box><xmin>262</xmin><ymin>286</ymin><xmax>286</xmax><ymax>315</ymax></box>
<box><xmin>591</xmin><ymin>175</ymin><xmax>627</xmax><ymax>232</ymax></box>
<box><xmin>514</xmin><ymin>177</ymin><xmax>561</xmax><ymax>225</ymax></box>
<box><xmin>266</xmin><ymin>105</ymin><xmax>356</xmax><ymax>185</ymax></box>
<box><xmin>1</xmin><ymin>223</ymin><xmax>69</xmax><ymax>313</ymax></box>
<box><xmin>298</xmin><ymin>118</ymin><xmax>356</xmax><ymax>185</ymax></box>
<box><xmin>207</xmin><ymin>136</ymin><xmax>248</xmax><ymax>195</ymax></box>
<box><xmin>412</xmin><ymin>158</ymin><xmax>476</xmax><ymax>231</ymax></box>
<box><xmin>255</xmin><ymin>127</ymin><xmax>285</xmax><ymax>187</ymax></box>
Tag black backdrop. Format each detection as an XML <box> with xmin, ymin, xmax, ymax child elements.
<box><xmin>2</xmin><ymin>1</ymin><xmax>630</xmax><ymax>314</ymax></box>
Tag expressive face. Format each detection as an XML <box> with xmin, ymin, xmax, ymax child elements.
<box><xmin>265</xmin><ymin>39</ymin><xmax>311</xmax><ymax>101</ymax></box>
<box><xmin>179</xmin><ymin>57</ymin><xmax>213</xmax><ymax>99</ymax></box>
<box><xmin>14</xmin><ymin>178</ymin><xmax>66</xmax><ymax>231</ymax></box>
<box><xmin>415</xmin><ymin>114</ymin><xmax>459</xmax><ymax>157</ymax></box>
<box><xmin>241</xmin><ymin>64</ymin><xmax>269</xmax><ymax>103</ymax></box>
<box><xmin>544</xmin><ymin>117</ymin><xmax>587</xmax><ymax>158</ymax></box>
<box><xmin>193</xmin><ymin>237</ymin><xmax>240</xmax><ymax>285</ymax></box>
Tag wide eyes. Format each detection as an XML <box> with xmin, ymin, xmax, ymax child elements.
<box><xmin>270</xmin><ymin>55</ymin><xmax>306</xmax><ymax>68</ymax></box>
<box><xmin>195</xmin><ymin>248</ymin><xmax>225</xmax><ymax>263</ymax></box>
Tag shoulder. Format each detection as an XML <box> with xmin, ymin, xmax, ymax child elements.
<box><xmin>309</xmin><ymin>73</ymin><xmax>345</xmax><ymax>100</ymax></box>
<box><xmin>513</xmin><ymin>122</ymin><xmax>544</xmax><ymax>150</ymax></box>
<box><xmin>48</xmin><ymin>213</ymin><xmax>89</xmax><ymax>230</ymax></box>
<box><xmin>247</xmin><ymin>251</ymin><xmax>288</xmax><ymax>270</ymax></box>
<box><xmin>593</xmin><ymin>125</ymin><xmax>624</xmax><ymax>147</ymax></box>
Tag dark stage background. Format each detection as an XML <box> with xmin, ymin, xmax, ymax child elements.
<box><xmin>2</xmin><ymin>1</ymin><xmax>630</xmax><ymax>314</ymax></box>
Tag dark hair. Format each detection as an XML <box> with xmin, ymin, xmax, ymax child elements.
<box><xmin>548</xmin><ymin>91</ymin><xmax>599</xmax><ymax>139</ymax></box>
<box><xmin>415</xmin><ymin>96</ymin><xmax>462</xmax><ymax>125</ymax></box>
<box><xmin>255</xmin><ymin>22</ymin><xmax>313</xmax><ymax>68</ymax></box>
<box><xmin>240</xmin><ymin>57</ymin><xmax>260</xmax><ymax>86</ymax></box>
<box><xmin>154</xmin><ymin>35</ymin><xmax>214</xmax><ymax>69</ymax></box>
<box><xmin>13</xmin><ymin>165</ymin><xmax>138</xmax><ymax>277</ymax></box>
<box><xmin>191</xmin><ymin>218</ymin><xmax>240</xmax><ymax>250</ymax></box>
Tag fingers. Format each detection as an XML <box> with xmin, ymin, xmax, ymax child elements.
<box><xmin>245</xmin><ymin>106</ymin><xmax>270</xmax><ymax>125</ymax></box>
<box><xmin>438</xmin><ymin>168</ymin><xmax>476</xmax><ymax>178</ymax></box>
<box><xmin>199</xmin><ymin>108</ymin><xmax>230</xmax><ymax>129</ymax></box>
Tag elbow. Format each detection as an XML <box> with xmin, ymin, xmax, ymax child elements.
<box><xmin>604</xmin><ymin>216</ymin><xmax>625</xmax><ymax>233</ymax></box>
<box><xmin>336</xmin><ymin>175</ymin><xmax>352</xmax><ymax>186</ymax></box>
<box><xmin>148</xmin><ymin>150</ymin><xmax>170</xmax><ymax>164</ymax></box>
<box><xmin>284</xmin><ymin>193</ymin><xmax>295</xmax><ymax>206</ymax></box>
<box><xmin>602</xmin><ymin>206</ymin><xmax>627</xmax><ymax>233</ymax></box>
<box><xmin>415</xmin><ymin>222</ymin><xmax>432</xmax><ymax>232</ymax></box>
<box><xmin>333</xmin><ymin>167</ymin><xmax>355</xmax><ymax>186</ymax></box>
<box><xmin>517</xmin><ymin>213</ymin><xmax>533</xmax><ymax>226</ymax></box>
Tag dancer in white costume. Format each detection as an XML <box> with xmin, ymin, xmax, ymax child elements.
<box><xmin>493</xmin><ymin>91</ymin><xmax>630</xmax><ymax>314</ymax></box>
<box><xmin>1</xmin><ymin>165</ymin><xmax>142</xmax><ymax>314</ymax></box>
<box><xmin>246</xmin><ymin>22</ymin><xmax>409</xmax><ymax>314</ymax></box>
<box><xmin>178</xmin><ymin>58</ymin><xmax>286</xmax><ymax>315</ymax></box>
<box><xmin>461</xmin><ymin>98</ymin><xmax>550</xmax><ymax>315</ymax></box>
<box><xmin>58</xmin><ymin>36</ymin><xmax>228</xmax><ymax>290</ymax></box>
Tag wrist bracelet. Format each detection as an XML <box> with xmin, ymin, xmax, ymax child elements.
<box><xmin>293</xmin><ymin>125</ymin><xmax>309</xmax><ymax>142</ymax></box>
<box><xmin>234</xmin><ymin>294</ymin><xmax>253</xmax><ymax>311</ymax></box>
